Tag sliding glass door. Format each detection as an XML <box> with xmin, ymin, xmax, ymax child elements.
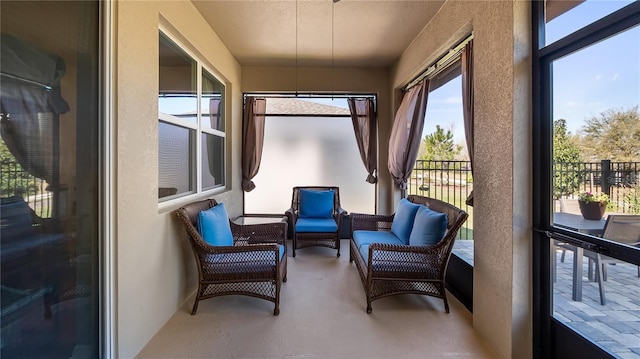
<box><xmin>533</xmin><ymin>2</ymin><xmax>640</xmax><ymax>358</ymax></box>
<box><xmin>1</xmin><ymin>1</ymin><xmax>102</xmax><ymax>357</ymax></box>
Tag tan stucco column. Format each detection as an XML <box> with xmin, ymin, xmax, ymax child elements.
<box><xmin>471</xmin><ymin>2</ymin><xmax>532</xmax><ymax>358</ymax></box>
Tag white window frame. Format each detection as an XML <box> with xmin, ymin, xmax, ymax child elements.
<box><xmin>158</xmin><ymin>26</ymin><xmax>227</xmax><ymax>210</ymax></box>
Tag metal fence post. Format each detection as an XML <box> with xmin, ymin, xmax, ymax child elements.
<box><xmin>601</xmin><ymin>159</ymin><xmax>611</xmax><ymax>196</ymax></box>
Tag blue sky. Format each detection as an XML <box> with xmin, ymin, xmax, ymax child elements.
<box><xmin>421</xmin><ymin>0</ymin><xmax>639</xmax><ymax>141</ymax></box>
<box><xmin>549</xmin><ymin>1</ymin><xmax>639</xmax><ymax>135</ymax></box>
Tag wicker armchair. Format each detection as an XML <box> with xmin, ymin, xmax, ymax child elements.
<box><xmin>349</xmin><ymin>195</ymin><xmax>468</xmax><ymax>313</ymax></box>
<box><xmin>176</xmin><ymin>199</ymin><xmax>287</xmax><ymax>315</ymax></box>
<box><xmin>284</xmin><ymin>186</ymin><xmax>347</xmax><ymax>257</ymax></box>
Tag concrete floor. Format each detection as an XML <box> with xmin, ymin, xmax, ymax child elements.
<box><xmin>137</xmin><ymin>239</ymin><xmax>498</xmax><ymax>359</ymax></box>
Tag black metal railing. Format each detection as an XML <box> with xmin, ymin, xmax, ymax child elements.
<box><xmin>409</xmin><ymin>159</ymin><xmax>640</xmax><ymax>241</ymax></box>
<box><xmin>408</xmin><ymin>160</ymin><xmax>474</xmax><ymax>240</ymax></box>
<box><xmin>1</xmin><ymin>159</ymin><xmax>52</xmax><ymax>217</ymax></box>
<box><xmin>555</xmin><ymin>160</ymin><xmax>640</xmax><ymax>214</ymax></box>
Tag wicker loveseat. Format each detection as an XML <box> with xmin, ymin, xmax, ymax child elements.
<box><xmin>176</xmin><ymin>199</ymin><xmax>287</xmax><ymax>315</ymax></box>
<box><xmin>349</xmin><ymin>195</ymin><xmax>468</xmax><ymax>313</ymax></box>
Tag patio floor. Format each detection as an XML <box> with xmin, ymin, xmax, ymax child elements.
<box><xmin>452</xmin><ymin>240</ymin><xmax>640</xmax><ymax>359</ymax></box>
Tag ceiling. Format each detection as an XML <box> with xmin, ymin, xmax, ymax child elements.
<box><xmin>192</xmin><ymin>0</ymin><xmax>445</xmax><ymax>68</ymax></box>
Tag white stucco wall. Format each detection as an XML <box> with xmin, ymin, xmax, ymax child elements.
<box><xmin>115</xmin><ymin>1</ymin><xmax>242</xmax><ymax>357</ymax></box>
<box><xmin>390</xmin><ymin>1</ymin><xmax>533</xmax><ymax>358</ymax></box>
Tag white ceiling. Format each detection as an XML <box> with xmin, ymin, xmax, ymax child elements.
<box><xmin>192</xmin><ymin>0</ymin><xmax>445</xmax><ymax>67</ymax></box>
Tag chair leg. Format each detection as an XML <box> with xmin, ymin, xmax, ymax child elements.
<box><xmin>191</xmin><ymin>299</ymin><xmax>199</xmax><ymax>315</ymax></box>
<box><xmin>274</xmin><ymin>277</ymin><xmax>281</xmax><ymax>316</ymax></box>
<box><xmin>443</xmin><ymin>293</ymin><xmax>450</xmax><ymax>313</ymax></box>
<box><xmin>292</xmin><ymin>235</ymin><xmax>297</xmax><ymax>257</ymax></box>
<box><xmin>595</xmin><ymin>255</ymin><xmax>606</xmax><ymax>305</ymax></box>
<box><xmin>336</xmin><ymin>237</ymin><xmax>340</xmax><ymax>257</ymax></box>
<box><xmin>191</xmin><ymin>283</ymin><xmax>203</xmax><ymax>315</ymax></box>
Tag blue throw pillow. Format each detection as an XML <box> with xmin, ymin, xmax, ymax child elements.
<box><xmin>197</xmin><ymin>203</ymin><xmax>234</xmax><ymax>246</ymax></box>
<box><xmin>299</xmin><ymin>189</ymin><xmax>334</xmax><ymax>218</ymax></box>
<box><xmin>390</xmin><ymin>198</ymin><xmax>421</xmax><ymax>244</ymax></box>
<box><xmin>409</xmin><ymin>205</ymin><xmax>448</xmax><ymax>246</ymax></box>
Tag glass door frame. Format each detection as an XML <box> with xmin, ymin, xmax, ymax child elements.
<box><xmin>532</xmin><ymin>2</ymin><xmax>640</xmax><ymax>358</ymax></box>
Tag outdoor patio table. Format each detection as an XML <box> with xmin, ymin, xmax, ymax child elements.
<box><xmin>553</xmin><ymin>212</ymin><xmax>606</xmax><ymax>301</ymax></box>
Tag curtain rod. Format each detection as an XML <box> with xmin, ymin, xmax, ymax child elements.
<box><xmin>402</xmin><ymin>33</ymin><xmax>474</xmax><ymax>92</ymax></box>
<box><xmin>1</xmin><ymin>72</ymin><xmax>53</xmax><ymax>91</ymax></box>
<box><xmin>244</xmin><ymin>93</ymin><xmax>376</xmax><ymax>99</ymax></box>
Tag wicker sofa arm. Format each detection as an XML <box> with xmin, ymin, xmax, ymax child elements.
<box><xmin>350</xmin><ymin>213</ymin><xmax>394</xmax><ymax>233</ymax></box>
<box><xmin>284</xmin><ymin>208</ymin><xmax>296</xmax><ymax>239</ymax></box>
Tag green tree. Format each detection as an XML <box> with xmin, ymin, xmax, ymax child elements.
<box><xmin>553</xmin><ymin>119</ymin><xmax>583</xmax><ymax>199</ymax></box>
<box><xmin>580</xmin><ymin>106</ymin><xmax>640</xmax><ymax>162</ymax></box>
<box><xmin>420</xmin><ymin>125</ymin><xmax>462</xmax><ymax>161</ymax></box>
<box><xmin>625</xmin><ymin>184</ymin><xmax>640</xmax><ymax>214</ymax></box>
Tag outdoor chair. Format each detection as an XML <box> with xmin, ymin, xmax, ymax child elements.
<box><xmin>284</xmin><ymin>186</ymin><xmax>346</xmax><ymax>257</ymax></box>
<box><xmin>585</xmin><ymin>215</ymin><xmax>640</xmax><ymax>305</ymax></box>
<box><xmin>349</xmin><ymin>195</ymin><xmax>468</xmax><ymax>313</ymax></box>
<box><xmin>175</xmin><ymin>199</ymin><xmax>287</xmax><ymax>315</ymax></box>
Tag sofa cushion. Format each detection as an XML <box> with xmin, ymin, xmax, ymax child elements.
<box><xmin>203</xmin><ymin>244</ymin><xmax>285</xmax><ymax>275</ymax></box>
<box><xmin>205</xmin><ymin>244</ymin><xmax>285</xmax><ymax>263</ymax></box>
<box><xmin>409</xmin><ymin>206</ymin><xmax>448</xmax><ymax>246</ymax></box>
<box><xmin>390</xmin><ymin>198</ymin><xmax>421</xmax><ymax>244</ymax></box>
<box><xmin>295</xmin><ymin>218</ymin><xmax>338</xmax><ymax>233</ymax></box>
<box><xmin>197</xmin><ymin>203</ymin><xmax>234</xmax><ymax>246</ymax></box>
<box><xmin>299</xmin><ymin>189</ymin><xmax>334</xmax><ymax>218</ymax></box>
<box><xmin>352</xmin><ymin>230</ymin><xmax>404</xmax><ymax>250</ymax></box>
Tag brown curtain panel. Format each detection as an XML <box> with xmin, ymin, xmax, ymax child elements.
<box><xmin>388</xmin><ymin>80</ymin><xmax>429</xmax><ymax>193</ymax></box>
<box><xmin>462</xmin><ymin>41</ymin><xmax>474</xmax><ymax>206</ymax></box>
<box><xmin>241</xmin><ymin>97</ymin><xmax>266</xmax><ymax>192</ymax></box>
<box><xmin>348</xmin><ymin>98</ymin><xmax>378</xmax><ymax>184</ymax></box>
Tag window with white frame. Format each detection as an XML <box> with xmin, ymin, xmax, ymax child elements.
<box><xmin>158</xmin><ymin>30</ymin><xmax>225</xmax><ymax>201</ymax></box>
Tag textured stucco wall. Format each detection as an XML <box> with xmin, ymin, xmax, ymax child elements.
<box><xmin>116</xmin><ymin>1</ymin><xmax>242</xmax><ymax>357</ymax></box>
<box><xmin>391</xmin><ymin>1</ymin><xmax>533</xmax><ymax>358</ymax></box>
<box><xmin>242</xmin><ymin>66</ymin><xmax>393</xmax><ymax>213</ymax></box>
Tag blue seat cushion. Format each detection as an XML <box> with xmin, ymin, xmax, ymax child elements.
<box><xmin>295</xmin><ymin>218</ymin><xmax>338</xmax><ymax>233</ymax></box>
<box><xmin>299</xmin><ymin>189</ymin><xmax>334</xmax><ymax>218</ymax></box>
<box><xmin>204</xmin><ymin>244</ymin><xmax>285</xmax><ymax>273</ymax></box>
<box><xmin>409</xmin><ymin>205</ymin><xmax>448</xmax><ymax>246</ymax></box>
<box><xmin>352</xmin><ymin>230</ymin><xmax>404</xmax><ymax>250</ymax></box>
<box><xmin>206</xmin><ymin>244</ymin><xmax>285</xmax><ymax>262</ymax></box>
<box><xmin>197</xmin><ymin>203</ymin><xmax>234</xmax><ymax>246</ymax></box>
<box><xmin>390</xmin><ymin>198</ymin><xmax>421</xmax><ymax>244</ymax></box>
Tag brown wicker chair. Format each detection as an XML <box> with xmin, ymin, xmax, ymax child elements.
<box><xmin>349</xmin><ymin>195</ymin><xmax>468</xmax><ymax>313</ymax></box>
<box><xmin>284</xmin><ymin>186</ymin><xmax>347</xmax><ymax>257</ymax></box>
<box><xmin>175</xmin><ymin>199</ymin><xmax>287</xmax><ymax>315</ymax></box>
